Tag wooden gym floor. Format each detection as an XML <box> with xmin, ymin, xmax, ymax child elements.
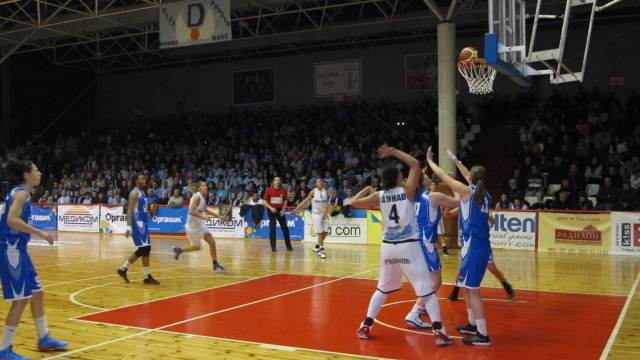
<box><xmin>2</xmin><ymin>233</ymin><xmax>639</xmax><ymax>359</ymax></box>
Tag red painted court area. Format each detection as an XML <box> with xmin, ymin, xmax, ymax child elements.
<box><xmin>78</xmin><ymin>274</ymin><xmax>625</xmax><ymax>360</ymax></box>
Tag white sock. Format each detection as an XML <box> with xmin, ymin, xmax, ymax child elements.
<box><xmin>2</xmin><ymin>326</ymin><xmax>17</xmax><ymax>349</ymax></box>
<box><xmin>143</xmin><ymin>267</ymin><xmax>150</xmax><ymax>278</ymax></box>
<box><xmin>467</xmin><ymin>308</ymin><xmax>476</xmax><ymax>325</ymax></box>
<box><xmin>424</xmin><ymin>295</ymin><xmax>442</xmax><ymax>323</ymax></box>
<box><xmin>366</xmin><ymin>290</ymin><xmax>387</xmax><ymax>320</ymax></box>
<box><xmin>476</xmin><ymin>318</ymin><xmax>488</xmax><ymax>336</ymax></box>
<box><xmin>409</xmin><ymin>303</ymin><xmax>425</xmax><ymax>314</ymax></box>
<box><xmin>121</xmin><ymin>261</ymin><xmax>131</xmax><ymax>270</ymax></box>
<box><xmin>35</xmin><ymin>316</ymin><xmax>48</xmax><ymax>339</ymax></box>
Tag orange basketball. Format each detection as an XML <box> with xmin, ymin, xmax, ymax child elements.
<box><xmin>459</xmin><ymin>46</ymin><xmax>478</xmax><ymax>61</ymax></box>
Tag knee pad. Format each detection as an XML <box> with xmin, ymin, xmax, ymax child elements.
<box><xmin>135</xmin><ymin>245</ymin><xmax>151</xmax><ymax>257</ymax></box>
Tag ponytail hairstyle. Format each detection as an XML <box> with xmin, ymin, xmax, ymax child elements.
<box><xmin>4</xmin><ymin>159</ymin><xmax>34</xmax><ymax>186</ymax></box>
<box><xmin>381</xmin><ymin>166</ymin><xmax>399</xmax><ymax>191</ymax></box>
<box><xmin>469</xmin><ymin>165</ymin><xmax>488</xmax><ymax>207</ymax></box>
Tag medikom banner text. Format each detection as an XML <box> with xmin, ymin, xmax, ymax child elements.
<box><xmin>57</xmin><ymin>205</ymin><xmax>100</xmax><ymax>232</ymax></box>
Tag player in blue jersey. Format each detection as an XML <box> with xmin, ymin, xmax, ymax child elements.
<box><xmin>0</xmin><ymin>160</ymin><xmax>69</xmax><ymax>360</ymax></box>
<box><xmin>426</xmin><ymin>146</ymin><xmax>492</xmax><ymax>346</ymax></box>
<box><xmin>441</xmin><ymin>147</ymin><xmax>514</xmax><ymax>301</ymax></box>
<box><xmin>404</xmin><ymin>168</ymin><xmax>459</xmax><ymax>330</ymax></box>
<box><xmin>353</xmin><ymin>145</ymin><xmax>453</xmax><ymax>346</ymax></box>
<box><xmin>117</xmin><ymin>173</ymin><xmax>160</xmax><ymax>285</ymax></box>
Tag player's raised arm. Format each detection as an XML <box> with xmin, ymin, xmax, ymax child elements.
<box><xmin>444</xmin><ymin>146</ymin><xmax>471</xmax><ymax>184</ymax></box>
<box><xmin>426</xmin><ymin>146</ymin><xmax>471</xmax><ymax>201</ymax></box>
<box><xmin>377</xmin><ymin>144</ymin><xmax>421</xmax><ymax>200</ymax></box>
<box><xmin>289</xmin><ymin>189</ymin><xmax>315</xmax><ymax>215</ymax></box>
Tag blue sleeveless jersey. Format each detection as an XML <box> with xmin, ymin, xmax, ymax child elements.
<box><xmin>0</xmin><ymin>185</ymin><xmax>32</xmax><ymax>250</ymax></box>
<box><xmin>459</xmin><ymin>184</ymin><xmax>491</xmax><ymax>248</ymax></box>
<box><xmin>415</xmin><ymin>190</ymin><xmax>441</xmax><ymax>245</ymax></box>
<box><xmin>132</xmin><ymin>187</ymin><xmax>148</xmax><ymax>223</ymax></box>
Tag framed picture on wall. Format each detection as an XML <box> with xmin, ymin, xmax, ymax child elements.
<box><xmin>232</xmin><ymin>68</ymin><xmax>275</xmax><ymax>105</ymax></box>
<box><xmin>405</xmin><ymin>53</ymin><xmax>437</xmax><ymax>91</ymax></box>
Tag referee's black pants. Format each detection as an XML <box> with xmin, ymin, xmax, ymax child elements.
<box><xmin>267</xmin><ymin>209</ymin><xmax>291</xmax><ymax>250</ymax></box>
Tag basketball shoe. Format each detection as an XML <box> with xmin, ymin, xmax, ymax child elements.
<box><xmin>37</xmin><ymin>333</ymin><xmax>69</xmax><ymax>351</ymax></box>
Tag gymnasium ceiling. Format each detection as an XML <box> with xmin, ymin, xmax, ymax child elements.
<box><xmin>0</xmin><ymin>0</ymin><xmax>639</xmax><ymax>73</ymax></box>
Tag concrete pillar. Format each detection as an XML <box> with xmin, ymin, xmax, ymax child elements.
<box><xmin>437</xmin><ymin>22</ymin><xmax>457</xmax><ymax>174</ymax></box>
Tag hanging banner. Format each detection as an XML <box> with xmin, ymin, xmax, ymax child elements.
<box><xmin>99</xmin><ymin>205</ymin><xmax>128</xmax><ymax>234</ymax></box>
<box><xmin>314</xmin><ymin>60</ymin><xmax>361</xmax><ymax>96</ymax></box>
<box><xmin>538</xmin><ymin>212</ymin><xmax>611</xmax><ymax>254</ymax></box>
<box><xmin>57</xmin><ymin>205</ymin><xmax>100</xmax><ymax>232</ymax></box>
<box><xmin>611</xmin><ymin>212</ymin><xmax>640</xmax><ymax>255</ymax></box>
<box><xmin>244</xmin><ymin>209</ymin><xmax>304</xmax><ymax>241</ymax></box>
<box><xmin>490</xmin><ymin>211</ymin><xmax>536</xmax><ymax>250</ymax></box>
<box><xmin>31</xmin><ymin>205</ymin><xmax>57</xmax><ymax>232</ymax></box>
<box><xmin>159</xmin><ymin>0</ymin><xmax>231</xmax><ymax>49</ymax></box>
<box><xmin>205</xmin><ymin>207</ymin><xmax>244</xmax><ymax>238</ymax></box>
<box><xmin>301</xmin><ymin>209</ymin><xmax>368</xmax><ymax>244</ymax></box>
<box><xmin>148</xmin><ymin>206</ymin><xmax>187</xmax><ymax>234</ymax></box>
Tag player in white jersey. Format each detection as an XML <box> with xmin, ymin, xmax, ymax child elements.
<box><xmin>289</xmin><ymin>178</ymin><xmax>329</xmax><ymax>258</ymax></box>
<box><xmin>427</xmin><ymin>146</ymin><xmax>492</xmax><ymax>346</ymax></box>
<box><xmin>0</xmin><ymin>160</ymin><xmax>68</xmax><ymax>360</ymax></box>
<box><xmin>171</xmin><ymin>181</ymin><xmax>226</xmax><ymax>271</ymax></box>
<box><xmin>352</xmin><ymin>145</ymin><xmax>453</xmax><ymax>346</ymax></box>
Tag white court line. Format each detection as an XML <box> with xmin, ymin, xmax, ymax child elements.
<box><xmin>47</xmin><ymin>269</ymin><xmax>378</xmax><ymax>359</ymax></box>
<box><xmin>599</xmin><ymin>266</ymin><xmax>640</xmax><ymax>360</ymax></box>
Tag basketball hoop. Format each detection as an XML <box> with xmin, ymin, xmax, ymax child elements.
<box><xmin>457</xmin><ymin>59</ymin><xmax>497</xmax><ymax>95</ymax></box>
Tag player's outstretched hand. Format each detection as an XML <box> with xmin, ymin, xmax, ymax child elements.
<box><xmin>426</xmin><ymin>146</ymin><xmax>434</xmax><ymax>162</ymax></box>
<box><xmin>376</xmin><ymin>144</ymin><xmax>395</xmax><ymax>159</ymax></box>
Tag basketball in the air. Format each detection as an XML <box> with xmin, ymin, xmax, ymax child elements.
<box><xmin>459</xmin><ymin>47</ymin><xmax>478</xmax><ymax>61</ymax></box>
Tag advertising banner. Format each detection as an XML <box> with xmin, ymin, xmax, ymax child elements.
<box><xmin>611</xmin><ymin>212</ymin><xmax>640</xmax><ymax>255</ymax></box>
<box><xmin>244</xmin><ymin>209</ymin><xmax>303</xmax><ymax>241</ymax></box>
<box><xmin>314</xmin><ymin>60</ymin><xmax>361</xmax><ymax>96</ymax></box>
<box><xmin>99</xmin><ymin>205</ymin><xmax>128</xmax><ymax>234</ymax></box>
<box><xmin>538</xmin><ymin>212</ymin><xmax>611</xmax><ymax>254</ymax></box>
<box><xmin>205</xmin><ymin>207</ymin><xmax>244</xmax><ymax>238</ymax></box>
<box><xmin>301</xmin><ymin>209</ymin><xmax>368</xmax><ymax>244</ymax></box>
<box><xmin>57</xmin><ymin>205</ymin><xmax>100</xmax><ymax>232</ymax></box>
<box><xmin>31</xmin><ymin>205</ymin><xmax>57</xmax><ymax>232</ymax></box>
<box><xmin>366</xmin><ymin>210</ymin><xmax>383</xmax><ymax>245</ymax></box>
<box><xmin>148</xmin><ymin>206</ymin><xmax>187</xmax><ymax>234</ymax></box>
<box><xmin>490</xmin><ymin>211</ymin><xmax>536</xmax><ymax>250</ymax></box>
<box><xmin>159</xmin><ymin>0</ymin><xmax>231</xmax><ymax>49</ymax></box>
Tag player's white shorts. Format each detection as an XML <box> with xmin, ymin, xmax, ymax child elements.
<box><xmin>377</xmin><ymin>240</ymin><xmax>434</xmax><ymax>296</ymax></box>
<box><xmin>312</xmin><ymin>214</ymin><xmax>329</xmax><ymax>234</ymax></box>
<box><xmin>0</xmin><ymin>248</ymin><xmax>43</xmax><ymax>301</ymax></box>
<box><xmin>186</xmin><ymin>224</ymin><xmax>213</xmax><ymax>247</ymax></box>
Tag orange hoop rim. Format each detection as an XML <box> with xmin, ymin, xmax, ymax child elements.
<box><xmin>457</xmin><ymin>58</ymin><xmax>489</xmax><ymax>66</ymax></box>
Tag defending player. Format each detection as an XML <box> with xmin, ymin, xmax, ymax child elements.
<box><xmin>289</xmin><ymin>178</ymin><xmax>329</xmax><ymax>258</ymax></box>
<box><xmin>172</xmin><ymin>181</ymin><xmax>226</xmax><ymax>271</ymax></box>
<box><xmin>0</xmin><ymin>160</ymin><xmax>69</xmax><ymax>360</ymax></box>
<box><xmin>117</xmin><ymin>173</ymin><xmax>160</xmax><ymax>285</ymax></box>
<box><xmin>353</xmin><ymin>145</ymin><xmax>453</xmax><ymax>346</ymax></box>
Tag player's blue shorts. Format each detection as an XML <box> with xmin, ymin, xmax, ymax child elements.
<box><xmin>457</xmin><ymin>242</ymin><xmax>491</xmax><ymax>289</ymax></box>
<box><xmin>0</xmin><ymin>248</ymin><xmax>42</xmax><ymax>301</ymax></box>
<box><xmin>419</xmin><ymin>240</ymin><xmax>442</xmax><ymax>272</ymax></box>
<box><xmin>132</xmin><ymin>220</ymin><xmax>151</xmax><ymax>247</ymax></box>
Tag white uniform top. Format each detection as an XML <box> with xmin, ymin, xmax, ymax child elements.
<box><xmin>186</xmin><ymin>192</ymin><xmax>207</xmax><ymax>228</ymax></box>
<box><xmin>312</xmin><ymin>188</ymin><xmax>328</xmax><ymax>215</ymax></box>
<box><xmin>380</xmin><ymin>186</ymin><xmax>418</xmax><ymax>242</ymax></box>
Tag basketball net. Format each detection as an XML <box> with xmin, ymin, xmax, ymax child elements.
<box><xmin>457</xmin><ymin>59</ymin><xmax>497</xmax><ymax>95</ymax></box>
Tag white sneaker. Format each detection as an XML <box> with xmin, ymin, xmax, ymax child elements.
<box><xmin>404</xmin><ymin>312</ymin><xmax>432</xmax><ymax>329</ymax></box>
<box><xmin>313</xmin><ymin>246</ymin><xmax>321</xmax><ymax>253</ymax></box>
<box><xmin>319</xmin><ymin>250</ymin><xmax>326</xmax><ymax>259</ymax></box>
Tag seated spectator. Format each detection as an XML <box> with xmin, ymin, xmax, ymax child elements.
<box><xmin>182</xmin><ymin>179</ymin><xmax>196</xmax><ymax>195</ymax></box>
<box><xmin>352</xmin><ymin>175</ymin><xmax>366</xmax><ymax>194</ymax></box>
<box><xmin>595</xmin><ymin>177</ymin><xmax>618</xmax><ymax>210</ymax></box>
<box><xmin>338</xmin><ymin>178</ymin><xmax>351</xmax><ymax>199</ymax></box>
<box><xmin>206</xmin><ymin>193</ymin><xmax>218</xmax><ymax>205</ymax></box>
<box><xmin>239</xmin><ymin>190</ymin><xmax>252</xmax><ymax>206</ymax></box>
<box><xmin>631</xmin><ymin>168</ymin><xmax>640</xmax><ymax>190</ymax></box>
<box><xmin>565</xmin><ymin>163</ymin><xmax>585</xmax><ymax>193</ymax></box>
<box><xmin>606</xmin><ymin>166</ymin><xmax>623</xmax><ymax>189</ymax></box>
<box><xmin>286</xmin><ymin>184</ymin><xmax>297</xmax><ymax>204</ymax></box>
<box><xmin>58</xmin><ymin>190</ymin><xmax>71</xmax><ymax>204</ymax></box>
<box><xmin>584</xmin><ymin>157</ymin><xmax>603</xmax><ymax>185</ymax></box>
<box><xmin>96</xmin><ymin>192</ymin><xmax>107</xmax><ymax>204</ymax></box>
<box><xmin>550</xmin><ymin>191</ymin><xmax>571</xmax><ymax>210</ymax></box>
<box><xmin>183</xmin><ymin>192</ymin><xmax>192</xmax><ymax>206</ymax></box>
<box><xmin>229</xmin><ymin>180</ymin><xmax>244</xmax><ymax>196</ymax></box>
<box><xmin>81</xmin><ymin>192</ymin><xmax>92</xmax><ymax>204</ymax></box>
<box><xmin>90</xmin><ymin>191</ymin><xmax>99</xmax><ymax>204</ymax></box>
<box><xmin>215</xmin><ymin>181</ymin><xmax>229</xmax><ymax>203</ymax></box>
<box><xmin>556</xmin><ymin>178</ymin><xmax>577</xmax><ymax>204</ymax></box>
<box><xmin>114</xmin><ymin>194</ymin><xmax>127</xmax><ymax>206</ymax></box>
<box><xmin>167</xmin><ymin>189</ymin><xmax>184</xmax><ymax>208</ymax></box>
<box><xmin>327</xmin><ymin>188</ymin><xmax>342</xmax><ymax>216</ymax></box>
<box><xmin>513</xmin><ymin>198</ymin><xmax>529</xmax><ymax>210</ymax></box>
<box><xmin>156</xmin><ymin>191</ymin><xmax>170</xmax><ymax>205</ymax></box>
<box><xmin>146</xmin><ymin>188</ymin><xmax>158</xmax><ymax>204</ymax></box>
<box><xmin>70</xmin><ymin>190</ymin><xmax>81</xmax><ymax>204</ymax></box>
<box><xmin>618</xmin><ymin>182</ymin><xmax>639</xmax><ymax>211</ymax></box>
<box><xmin>524</xmin><ymin>165</ymin><xmax>546</xmax><ymax>201</ymax></box>
<box><xmin>38</xmin><ymin>190</ymin><xmax>53</xmax><ymax>203</ymax></box>
<box><xmin>229</xmin><ymin>191</ymin><xmax>242</xmax><ymax>206</ymax></box>
<box><xmin>255</xmin><ymin>178</ymin><xmax>267</xmax><ymax>198</ymax></box>
<box><xmin>575</xmin><ymin>191</ymin><xmax>594</xmax><ymax>211</ymax></box>
<box><xmin>505</xmin><ymin>178</ymin><xmax>523</xmax><ymax>202</ymax></box>
<box><xmin>494</xmin><ymin>193</ymin><xmax>514</xmax><ymax>209</ymax></box>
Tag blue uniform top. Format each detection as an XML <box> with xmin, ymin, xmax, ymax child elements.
<box><xmin>0</xmin><ymin>185</ymin><xmax>32</xmax><ymax>250</ymax></box>
<box><xmin>131</xmin><ymin>187</ymin><xmax>148</xmax><ymax>223</ymax></box>
<box><xmin>459</xmin><ymin>184</ymin><xmax>491</xmax><ymax>248</ymax></box>
<box><xmin>415</xmin><ymin>189</ymin><xmax>441</xmax><ymax>245</ymax></box>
